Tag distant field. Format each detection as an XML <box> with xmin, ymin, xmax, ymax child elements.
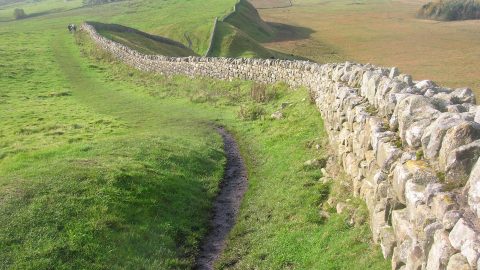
<box><xmin>0</xmin><ymin>0</ymin><xmax>83</xmax><ymax>21</ymax></box>
<box><xmin>250</xmin><ymin>0</ymin><xmax>292</xmax><ymax>9</ymax></box>
<box><xmin>258</xmin><ymin>0</ymin><xmax>480</xmax><ymax>96</ymax></box>
<box><xmin>0</xmin><ymin>0</ymin><xmax>236</xmax><ymax>54</ymax></box>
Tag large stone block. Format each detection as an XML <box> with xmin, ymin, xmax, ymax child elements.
<box><xmin>426</xmin><ymin>230</ymin><xmax>456</xmax><ymax>270</ymax></box>
<box><xmin>446</xmin><ymin>253</ymin><xmax>470</xmax><ymax>270</ymax></box>
<box><xmin>468</xmin><ymin>158</ymin><xmax>480</xmax><ymax>217</ymax></box>
<box><xmin>439</xmin><ymin>122</ymin><xmax>480</xmax><ymax>171</ymax></box>
<box><xmin>376</xmin><ymin>140</ymin><xmax>402</xmax><ymax>172</ymax></box>
<box><xmin>392</xmin><ymin>208</ymin><xmax>413</xmax><ymax>242</ymax></box>
<box><xmin>445</xmin><ymin>140</ymin><xmax>480</xmax><ymax>186</ymax></box>
<box><xmin>449</xmin><ymin>218</ymin><xmax>480</xmax><ymax>267</ymax></box>
<box><xmin>393</xmin><ymin>96</ymin><xmax>440</xmax><ymax>146</ymax></box>
<box><xmin>422</xmin><ymin>113</ymin><xmax>469</xmax><ymax>160</ymax></box>
<box><xmin>392</xmin><ymin>160</ymin><xmax>438</xmax><ymax>204</ymax></box>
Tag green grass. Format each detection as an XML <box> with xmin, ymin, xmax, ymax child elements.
<box><xmin>1</xmin><ymin>0</ymin><xmax>388</xmax><ymax>268</ymax></box>
<box><xmin>93</xmin><ymin>22</ymin><xmax>197</xmax><ymax>56</ymax></box>
<box><xmin>0</xmin><ymin>13</ymin><xmax>230</xmax><ymax>268</ymax></box>
<box><xmin>211</xmin><ymin>0</ymin><xmax>302</xmax><ymax>59</ymax></box>
<box><xmin>210</xmin><ymin>21</ymin><xmax>275</xmax><ymax>58</ymax></box>
<box><xmin>1</xmin><ymin>0</ymin><xmax>236</xmax><ymax>54</ymax></box>
<box><xmin>0</xmin><ymin>0</ymin><xmax>83</xmax><ymax>22</ymax></box>
<box><xmin>210</xmin><ymin>21</ymin><xmax>299</xmax><ymax>59</ymax></box>
<box><xmin>223</xmin><ymin>0</ymin><xmax>274</xmax><ymax>42</ymax></box>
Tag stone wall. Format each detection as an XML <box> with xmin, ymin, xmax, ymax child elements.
<box><xmin>82</xmin><ymin>22</ymin><xmax>480</xmax><ymax>270</ymax></box>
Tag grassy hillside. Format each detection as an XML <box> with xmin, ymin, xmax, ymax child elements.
<box><xmin>417</xmin><ymin>0</ymin><xmax>480</xmax><ymax>21</ymax></box>
<box><xmin>0</xmin><ymin>0</ymin><xmax>236</xmax><ymax>54</ymax></box>
<box><xmin>0</xmin><ymin>0</ymin><xmax>83</xmax><ymax>21</ymax></box>
<box><xmin>92</xmin><ymin>22</ymin><xmax>197</xmax><ymax>56</ymax></box>
<box><xmin>223</xmin><ymin>0</ymin><xmax>274</xmax><ymax>42</ymax></box>
<box><xmin>210</xmin><ymin>0</ymin><xmax>301</xmax><ymax>59</ymax></box>
<box><xmin>210</xmin><ymin>21</ymin><xmax>277</xmax><ymax>58</ymax></box>
<box><xmin>0</xmin><ymin>16</ymin><xmax>229</xmax><ymax>269</ymax></box>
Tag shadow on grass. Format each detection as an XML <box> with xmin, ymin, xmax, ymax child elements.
<box><xmin>267</xmin><ymin>22</ymin><xmax>315</xmax><ymax>42</ymax></box>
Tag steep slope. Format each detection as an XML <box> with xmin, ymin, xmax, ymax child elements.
<box><xmin>91</xmin><ymin>22</ymin><xmax>197</xmax><ymax>56</ymax></box>
<box><xmin>209</xmin><ymin>0</ymin><xmax>301</xmax><ymax>59</ymax></box>
<box><xmin>222</xmin><ymin>0</ymin><xmax>274</xmax><ymax>42</ymax></box>
<box><xmin>209</xmin><ymin>21</ymin><xmax>276</xmax><ymax>58</ymax></box>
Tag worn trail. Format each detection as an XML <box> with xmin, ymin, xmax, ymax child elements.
<box><xmin>194</xmin><ymin>127</ymin><xmax>248</xmax><ymax>270</ymax></box>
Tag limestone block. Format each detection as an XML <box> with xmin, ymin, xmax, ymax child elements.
<box><xmin>439</xmin><ymin>122</ymin><xmax>480</xmax><ymax>171</ymax></box>
<box><xmin>390</xmin><ymin>67</ymin><xmax>400</xmax><ymax>79</ymax></box>
<box><xmin>421</xmin><ymin>113</ymin><xmax>468</xmax><ymax>160</ymax></box>
<box><xmin>450</xmin><ymin>88</ymin><xmax>476</xmax><ymax>105</ymax></box>
<box><xmin>415</xmin><ymin>80</ymin><xmax>437</xmax><ymax>91</ymax></box>
<box><xmin>445</xmin><ymin>140</ymin><xmax>480</xmax><ymax>187</ymax></box>
<box><xmin>424</xmin><ymin>221</ymin><xmax>444</xmax><ymax>254</ymax></box>
<box><xmin>468</xmin><ymin>159</ymin><xmax>480</xmax><ymax>217</ymax></box>
<box><xmin>446</xmin><ymin>253</ymin><xmax>470</xmax><ymax>270</ymax></box>
<box><xmin>392</xmin><ymin>161</ymin><xmax>437</xmax><ymax>204</ymax></box>
<box><xmin>430</xmin><ymin>193</ymin><xmax>459</xmax><ymax>221</ymax></box>
<box><xmin>449</xmin><ymin>219</ymin><xmax>480</xmax><ymax>263</ymax></box>
<box><xmin>376</xmin><ymin>140</ymin><xmax>402</xmax><ymax>172</ymax></box>
<box><xmin>405</xmin><ymin>180</ymin><xmax>426</xmax><ymax>219</ymax></box>
<box><xmin>413</xmin><ymin>204</ymin><xmax>436</xmax><ymax>229</ymax></box>
<box><xmin>380</xmin><ymin>226</ymin><xmax>397</xmax><ymax>258</ymax></box>
<box><xmin>406</xmin><ymin>244</ymin><xmax>424</xmax><ymax>270</ymax></box>
<box><xmin>392</xmin><ymin>239</ymin><xmax>413</xmax><ymax>269</ymax></box>
<box><xmin>426</xmin><ymin>230</ymin><xmax>456</xmax><ymax>270</ymax></box>
<box><xmin>392</xmin><ymin>162</ymin><xmax>411</xmax><ymax>204</ymax></box>
<box><xmin>393</xmin><ymin>95</ymin><xmax>441</xmax><ymax>147</ymax></box>
<box><xmin>443</xmin><ymin>210</ymin><xmax>463</xmax><ymax>230</ymax></box>
<box><xmin>392</xmin><ymin>209</ymin><xmax>413</xmax><ymax>242</ymax></box>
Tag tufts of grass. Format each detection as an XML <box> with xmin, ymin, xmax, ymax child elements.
<box><xmin>237</xmin><ymin>103</ymin><xmax>266</xmax><ymax>120</ymax></box>
<box><xmin>92</xmin><ymin>22</ymin><xmax>197</xmax><ymax>56</ymax></box>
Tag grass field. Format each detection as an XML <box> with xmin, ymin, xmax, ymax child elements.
<box><xmin>0</xmin><ymin>12</ymin><xmax>230</xmax><ymax>268</ymax></box>
<box><xmin>0</xmin><ymin>0</ymin><xmax>83</xmax><ymax>22</ymax></box>
<box><xmin>0</xmin><ymin>0</ymin><xmax>390</xmax><ymax>268</ymax></box>
<box><xmin>258</xmin><ymin>0</ymin><xmax>480</xmax><ymax>96</ymax></box>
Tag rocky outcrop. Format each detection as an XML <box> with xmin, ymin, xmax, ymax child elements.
<box><xmin>81</xmin><ymin>22</ymin><xmax>480</xmax><ymax>269</ymax></box>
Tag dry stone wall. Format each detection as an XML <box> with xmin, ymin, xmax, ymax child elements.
<box><xmin>82</xmin><ymin>22</ymin><xmax>480</xmax><ymax>270</ymax></box>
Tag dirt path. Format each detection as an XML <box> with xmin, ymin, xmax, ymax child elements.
<box><xmin>194</xmin><ymin>127</ymin><xmax>248</xmax><ymax>270</ymax></box>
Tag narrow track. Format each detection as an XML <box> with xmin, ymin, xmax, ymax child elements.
<box><xmin>194</xmin><ymin>127</ymin><xmax>248</xmax><ymax>270</ymax></box>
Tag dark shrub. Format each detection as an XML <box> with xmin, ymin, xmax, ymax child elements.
<box><xmin>13</xmin><ymin>8</ymin><xmax>26</xmax><ymax>20</ymax></box>
<box><xmin>417</xmin><ymin>0</ymin><xmax>480</xmax><ymax>21</ymax></box>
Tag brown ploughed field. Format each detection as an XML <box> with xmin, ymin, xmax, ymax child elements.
<box><xmin>258</xmin><ymin>0</ymin><xmax>480</xmax><ymax>96</ymax></box>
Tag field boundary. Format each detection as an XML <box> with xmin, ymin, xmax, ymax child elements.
<box><xmin>204</xmin><ymin>0</ymin><xmax>241</xmax><ymax>56</ymax></box>
<box><xmin>221</xmin><ymin>0</ymin><xmax>242</xmax><ymax>21</ymax></box>
<box><xmin>204</xmin><ymin>17</ymin><xmax>219</xmax><ymax>56</ymax></box>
